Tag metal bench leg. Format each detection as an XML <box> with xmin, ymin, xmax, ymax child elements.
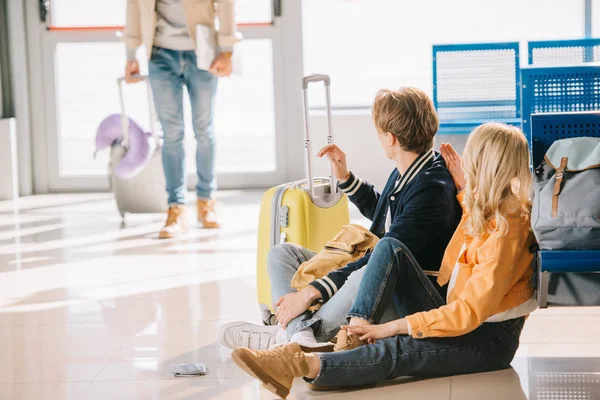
<box><xmin>538</xmin><ymin>270</ymin><xmax>550</xmax><ymax>308</ymax></box>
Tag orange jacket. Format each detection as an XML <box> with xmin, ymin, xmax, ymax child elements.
<box><xmin>406</xmin><ymin>192</ymin><xmax>535</xmax><ymax>339</ymax></box>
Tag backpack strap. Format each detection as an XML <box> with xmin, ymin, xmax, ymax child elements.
<box><xmin>552</xmin><ymin>157</ymin><xmax>568</xmax><ymax>218</ymax></box>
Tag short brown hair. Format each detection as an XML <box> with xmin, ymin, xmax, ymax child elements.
<box><xmin>372</xmin><ymin>87</ymin><xmax>439</xmax><ymax>154</ymax></box>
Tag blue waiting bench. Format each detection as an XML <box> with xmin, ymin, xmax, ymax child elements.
<box><xmin>530</xmin><ymin>111</ymin><xmax>600</xmax><ymax>307</ymax></box>
<box><xmin>433</xmin><ymin>42</ymin><xmax>522</xmax><ymax>135</ymax></box>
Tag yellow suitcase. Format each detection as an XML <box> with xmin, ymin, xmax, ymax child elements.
<box><xmin>256</xmin><ymin>74</ymin><xmax>350</xmax><ymax>324</ymax></box>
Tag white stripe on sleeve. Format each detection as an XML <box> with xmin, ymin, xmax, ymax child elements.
<box><xmin>321</xmin><ymin>276</ymin><xmax>338</xmax><ymax>295</ymax></box>
<box><xmin>346</xmin><ymin>178</ymin><xmax>363</xmax><ymax>196</ymax></box>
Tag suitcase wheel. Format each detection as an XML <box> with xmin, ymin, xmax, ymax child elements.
<box><xmin>260</xmin><ymin>305</ymin><xmax>278</xmax><ymax>326</ymax></box>
<box><xmin>263</xmin><ymin>313</ymin><xmax>278</xmax><ymax>326</ymax></box>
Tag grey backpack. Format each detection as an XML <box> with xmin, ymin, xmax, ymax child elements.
<box><xmin>532</xmin><ymin>137</ymin><xmax>600</xmax><ymax>250</ymax></box>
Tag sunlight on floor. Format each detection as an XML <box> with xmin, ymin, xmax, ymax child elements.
<box><xmin>0</xmin><ymin>191</ymin><xmax>598</xmax><ymax>400</ymax></box>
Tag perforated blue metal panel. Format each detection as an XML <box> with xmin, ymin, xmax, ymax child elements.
<box><xmin>433</xmin><ymin>42</ymin><xmax>521</xmax><ymax>123</ymax></box>
<box><xmin>528</xmin><ymin>38</ymin><xmax>600</xmax><ymax>66</ymax></box>
<box><xmin>530</xmin><ymin>111</ymin><xmax>600</xmax><ymax>166</ymax></box>
<box><xmin>521</xmin><ymin>65</ymin><xmax>600</xmax><ymax>138</ymax></box>
<box><xmin>529</xmin><ymin>373</ymin><xmax>600</xmax><ymax>400</ymax></box>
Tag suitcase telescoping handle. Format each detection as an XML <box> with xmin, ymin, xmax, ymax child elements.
<box><xmin>301</xmin><ymin>74</ymin><xmax>336</xmax><ymax>197</ymax></box>
<box><xmin>117</xmin><ymin>75</ymin><xmax>158</xmax><ymax>148</ymax></box>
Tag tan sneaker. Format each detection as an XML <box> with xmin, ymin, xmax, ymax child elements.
<box><xmin>231</xmin><ymin>342</ymin><xmax>308</xmax><ymax>399</ymax></box>
<box><xmin>197</xmin><ymin>199</ymin><xmax>220</xmax><ymax>229</ymax></box>
<box><xmin>158</xmin><ymin>205</ymin><xmax>187</xmax><ymax>239</ymax></box>
<box><xmin>333</xmin><ymin>329</ymin><xmax>367</xmax><ymax>352</ymax></box>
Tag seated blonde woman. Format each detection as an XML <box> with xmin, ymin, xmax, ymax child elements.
<box><xmin>230</xmin><ymin>123</ymin><xmax>538</xmax><ymax>399</ymax></box>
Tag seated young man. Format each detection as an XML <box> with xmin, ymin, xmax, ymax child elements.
<box><xmin>219</xmin><ymin>87</ymin><xmax>462</xmax><ymax>350</ymax></box>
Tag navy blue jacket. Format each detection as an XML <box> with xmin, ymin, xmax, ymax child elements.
<box><xmin>310</xmin><ymin>150</ymin><xmax>462</xmax><ymax>302</ymax></box>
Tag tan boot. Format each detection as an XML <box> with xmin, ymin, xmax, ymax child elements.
<box><xmin>158</xmin><ymin>205</ymin><xmax>187</xmax><ymax>239</ymax></box>
<box><xmin>197</xmin><ymin>199</ymin><xmax>220</xmax><ymax>229</ymax></box>
<box><xmin>333</xmin><ymin>329</ymin><xmax>367</xmax><ymax>352</ymax></box>
<box><xmin>231</xmin><ymin>342</ymin><xmax>308</xmax><ymax>399</ymax></box>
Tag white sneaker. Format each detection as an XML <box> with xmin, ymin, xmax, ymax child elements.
<box><xmin>218</xmin><ymin>321</ymin><xmax>287</xmax><ymax>350</ymax></box>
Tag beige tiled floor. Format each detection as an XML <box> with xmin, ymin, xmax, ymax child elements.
<box><xmin>0</xmin><ymin>192</ymin><xmax>598</xmax><ymax>400</ymax></box>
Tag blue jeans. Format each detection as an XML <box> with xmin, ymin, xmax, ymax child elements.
<box><xmin>148</xmin><ymin>46</ymin><xmax>218</xmax><ymax>204</ymax></box>
<box><xmin>311</xmin><ymin>237</ymin><xmax>525</xmax><ymax>387</ymax></box>
<box><xmin>267</xmin><ymin>244</ymin><xmax>369</xmax><ymax>342</ymax></box>
<box><xmin>348</xmin><ymin>237</ymin><xmax>447</xmax><ymax>323</ymax></box>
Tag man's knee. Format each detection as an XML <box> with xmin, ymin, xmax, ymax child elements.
<box><xmin>193</xmin><ymin>124</ymin><xmax>215</xmax><ymax>146</ymax></box>
<box><xmin>266</xmin><ymin>243</ymin><xmax>300</xmax><ymax>276</ymax></box>
<box><xmin>344</xmin><ymin>268</ymin><xmax>366</xmax><ymax>290</ymax></box>
<box><xmin>160</xmin><ymin>121</ymin><xmax>185</xmax><ymax>147</ymax></box>
<box><xmin>162</xmin><ymin>133</ymin><xmax>185</xmax><ymax>148</ymax></box>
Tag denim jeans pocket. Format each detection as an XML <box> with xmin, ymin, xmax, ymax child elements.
<box><xmin>150</xmin><ymin>46</ymin><xmax>164</xmax><ymax>58</ymax></box>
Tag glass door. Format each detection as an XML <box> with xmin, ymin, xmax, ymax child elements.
<box><xmin>36</xmin><ymin>0</ymin><xmax>290</xmax><ymax>192</ymax></box>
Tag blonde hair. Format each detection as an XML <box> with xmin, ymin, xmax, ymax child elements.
<box><xmin>461</xmin><ymin>123</ymin><xmax>532</xmax><ymax>237</ymax></box>
<box><xmin>372</xmin><ymin>87</ymin><xmax>439</xmax><ymax>154</ymax></box>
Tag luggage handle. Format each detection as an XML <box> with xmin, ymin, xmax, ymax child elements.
<box><xmin>302</xmin><ymin>74</ymin><xmax>331</xmax><ymax>89</ymax></box>
<box><xmin>301</xmin><ymin>74</ymin><xmax>336</xmax><ymax>197</ymax></box>
<box><xmin>117</xmin><ymin>75</ymin><xmax>158</xmax><ymax>148</ymax></box>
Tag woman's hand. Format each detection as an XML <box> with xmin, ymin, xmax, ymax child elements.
<box><xmin>440</xmin><ymin>143</ymin><xmax>466</xmax><ymax>191</ymax></box>
<box><xmin>341</xmin><ymin>319</ymin><xmax>408</xmax><ymax>343</ymax></box>
<box><xmin>317</xmin><ymin>144</ymin><xmax>351</xmax><ymax>183</ymax></box>
<box><xmin>275</xmin><ymin>287</ymin><xmax>320</xmax><ymax>329</ymax></box>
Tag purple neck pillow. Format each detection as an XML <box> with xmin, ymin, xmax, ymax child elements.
<box><xmin>95</xmin><ymin>113</ymin><xmax>159</xmax><ymax>180</ymax></box>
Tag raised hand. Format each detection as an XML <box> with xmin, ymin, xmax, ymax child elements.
<box><xmin>440</xmin><ymin>143</ymin><xmax>466</xmax><ymax>191</ymax></box>
<box><xmin>317</xmin><ymin>144</ymin><xmax>351</xmax><ymax>183</ymax></box>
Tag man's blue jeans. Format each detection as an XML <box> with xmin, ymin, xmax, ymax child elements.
<box><xmin>148</xmin><ymin>46</ymin><xmax>218</xmax><ymax>204</ymax></box>
<box><xmin>267</xmin><ymin>243</ymin><xmax>369</xmax><ymax>342</ymax></box>
<box><xmin>311</xmin><ymin>237</ymin><xmax>525</xmax><ymax>387</ymax></box>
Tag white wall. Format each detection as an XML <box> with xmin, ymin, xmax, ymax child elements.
<box><xmin>305</xmin><ymin>113</ymin><xmax>470</xmax><ymax>192</ymax></box>
<box><xmin>7</xmin><ymin>0</ymin><xmax>33</xmax><ymax>196</ymax></box>
<box><xmin>0</xmin><ymin>118</ymin><xmax>19</xmax><ymax>200</ymax></box>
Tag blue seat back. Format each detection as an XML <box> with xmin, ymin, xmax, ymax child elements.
<box><xmin>528</xmin><ymin>38</ymin><xmax>600</xmax><ymax>66</ymax></box>
<box><xmin>531</xmin><ymin>111</ymin><xmax>600</xmax><ymax>167</ymax></box>
<box><xmin>433</xmin><ymin>42</ymin><xmax>521</xmax><ymax>122</ymax></box>
<box><xmin>521</xmin><ymin>65</ymin><xmax>600</xmax><ymax>140</ymax></box>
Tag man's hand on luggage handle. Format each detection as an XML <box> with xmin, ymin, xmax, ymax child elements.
<box><xmin>440</xmin><ymin>143</ymin><xmax>466</xmax><ymax>191</ymax></box>
<box><xmin>125</xmin><ymin>60</ymin><xmax>143</xmax><ymax>84</ymax></box>
<box><xmin>318</xmin><ymin>144</ymin><xmax>351</xmax><ymax>183</ymax></box>
<box><xmin>275</xmin><ymin>286</ymin><xmax>321</xmax><ymax>329</ymax></box>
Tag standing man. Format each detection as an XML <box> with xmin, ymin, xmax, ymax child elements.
<box><xmin>123</xmin><ymin>0</ymin><xmax>238</xmax><ymax>238</ymax></box>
